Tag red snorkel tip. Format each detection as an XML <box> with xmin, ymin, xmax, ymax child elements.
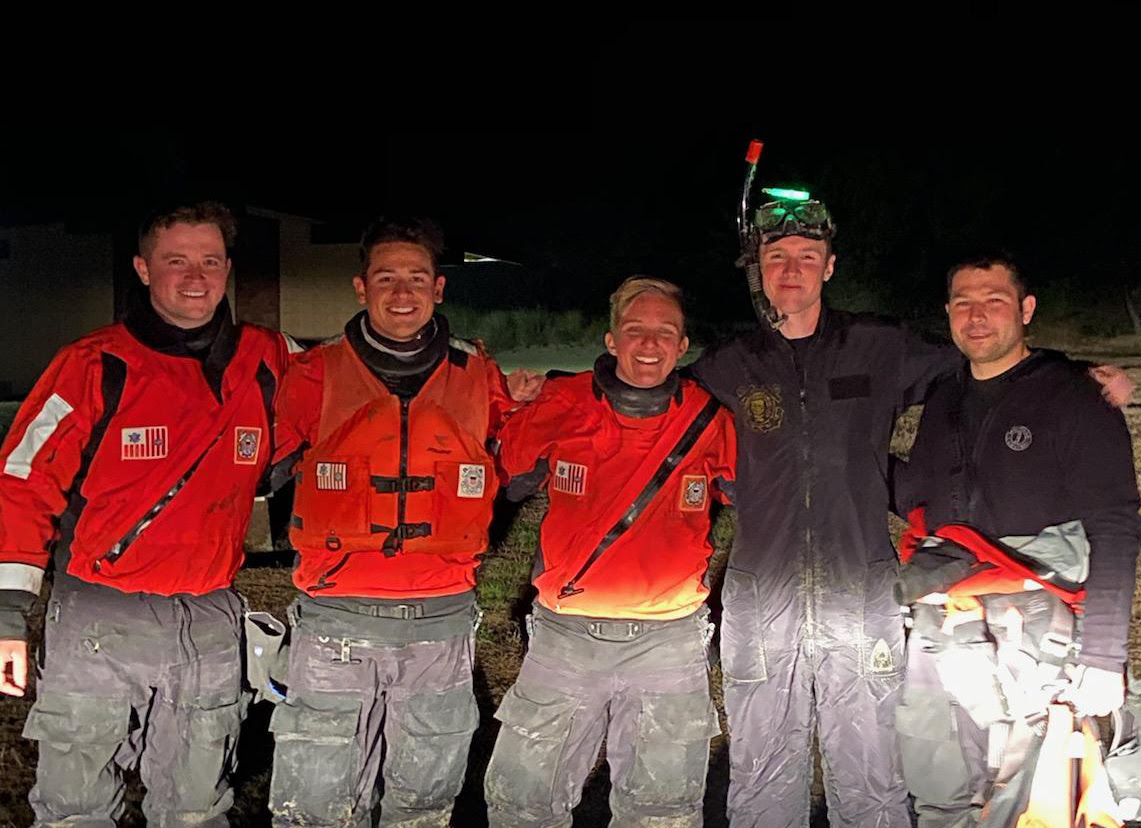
<box><xmin>745</xmin><ymin>140</ymin><xmax>764</xmax><ymax>165</ymax></box>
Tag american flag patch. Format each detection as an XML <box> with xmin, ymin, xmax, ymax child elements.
<box><xmin>121</xmin><ymin>426</ymin><xmax>168</xmax><ymax>460</ymax></box>
<box><xmin>316</xmin><ymin>461</ymin><xmax>348</xmax><ymax>491</ymax></box>
<box><xmin>552</xmin><ymin>460</ymin><xmax>587</xmax><ymax>496</ymax></box>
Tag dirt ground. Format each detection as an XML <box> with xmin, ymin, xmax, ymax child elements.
<box><xmin>3</xmin><ymin>349</ymin><xmax>1141</xmax><ymax>827</ymax></box>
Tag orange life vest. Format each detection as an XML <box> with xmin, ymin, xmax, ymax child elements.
<box><xmin>290</xmin><ymin>339</ymin><xmax>499</xmax><ymax>596</ymax></box>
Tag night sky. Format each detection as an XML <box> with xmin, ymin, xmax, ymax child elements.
<box><xmin>4</xmin><ymin>127</ymin><xmax>1140</xmax><ymax>335</ymax></box>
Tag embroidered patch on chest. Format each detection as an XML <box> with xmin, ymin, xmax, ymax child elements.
<box><xmin>315</xmin><ymin>461</ymin><xmax>348</xmax><ymax>491</ymax></box>
<box><xmin>679</xmin><ymin>475</ymin><xmax>708</xmax><ymax>511</ymax></box>
<box><xmin>736</xmin><ymin>384</ymin><xmax>784</xmax><ymax>433</ymax></box>
<box><xmin>121</xmin><ymin>426</ymin><xmax>168</xmax><ymax>460</ymax></box>
<box><xmin>552</xmin><ymin>460</ymin><xmax>588</xmax><ymax>496</ymax></box>
<box><xmin>1005</xmin><ymin>425</ymin><xmax>1033</xmax><ymax>452</ymax></box>
<box><xmin>458</xmin><ymin>464</ymin><xmax>486</xmax><ymax>498</ymax></box>
<box><xmin>234</xmin><ymin>427</ymin><xmax>262</xmax><ymax>464</ymax></box>
<box><xmin>869</xmin><ymin>638</ymin><xmax>894</xmax><ymax>673</ymax></box>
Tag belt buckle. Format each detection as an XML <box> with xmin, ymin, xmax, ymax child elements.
<box><xmin>587</xmin><ymin>620</ymin><xmax>643</xmax><ymax>641</ymax></box>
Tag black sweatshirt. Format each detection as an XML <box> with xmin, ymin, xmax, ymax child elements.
<box><xmin>899</xmin><ymin>349</ymin><xmax>1141</xmax><ymax>670</ymax></box>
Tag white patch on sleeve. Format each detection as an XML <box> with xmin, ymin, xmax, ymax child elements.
<box><xmin>282</xmin><ymin>333</ymin><xmax>305</xmax><ymax>354</ymax></box>
<box><xmin>3</xmin><ymin>394</ymin><xmax>74</xmax><ymax>480</ymax></box>
<box><xmin>0</xmin><ymin>562</ymin><xmax>44</xmax><ymax>594</ymax></box>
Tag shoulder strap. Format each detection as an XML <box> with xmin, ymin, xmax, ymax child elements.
<box><xmin>558</xmin><ymin>395</ymin><xmax>722</xmax><ymax>598</ymax></box>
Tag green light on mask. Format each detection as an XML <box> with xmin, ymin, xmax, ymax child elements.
<box><xmin>761</xmin><ymin>187</ymin><xmax>811</xmax><ymax>202</ymax></box>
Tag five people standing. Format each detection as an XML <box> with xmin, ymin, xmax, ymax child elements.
<box><xmin>0</xmin><ymin>193</ymin><xmax>1138</xmax><ymax>828</ymax></box>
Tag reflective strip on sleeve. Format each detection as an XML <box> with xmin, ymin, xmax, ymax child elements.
<box><xmin>3</xmin><ymin>393</ymin><xmax>74</xmax><ymax>480</ymax></box>
<box><xmin>0</xmin><ymin>562</ymin><xmax>45</xmax><ymax>594</ymax></box>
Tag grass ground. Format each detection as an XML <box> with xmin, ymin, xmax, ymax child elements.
<box><xmin>2</xmin><ymin>350</ymin><xmax>1141</xmax><ymax>827</ymax></box>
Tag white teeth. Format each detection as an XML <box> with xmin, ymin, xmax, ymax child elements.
<box><xmin>389</xmin><ymin>307</ymin><xmax>415</xmax><ymax>314</ymax></box>
<box><xmin>634</xmin><ymin>356</ymin><xmax>661</xmax><ymax>364</ymax></box>
<box><xmin>181</xmin><ymin>291</ymin><xmax>206</xmax><ymax>298</ymax></box>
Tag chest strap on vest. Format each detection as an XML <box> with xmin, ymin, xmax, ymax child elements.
<box><xmin>370</xmin><ymin>475</ymin><xmax>435</xmax><ymax>493</ymax></box>
<box><xmin>374</xmin><ymin>522</ymin><xmax>433</xmax><ymax>556</ymax></box>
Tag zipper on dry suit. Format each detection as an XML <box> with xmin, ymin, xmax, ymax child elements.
<box><xmin>93</xmin><ymin>427</ymin><xmax>227</xmax><ymax>573</ymax></box>
<box><xmin>93</xmin><ymin>478</ymin><xmax>183</xmax><ymax>572</ymax></box>
<box><xmin>785</xmin><ymin>340</ymin><xmax>816</xmax><ymax>651</ymax></box>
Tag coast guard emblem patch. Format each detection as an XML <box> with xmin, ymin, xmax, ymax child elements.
<box><xmin>458</xmin><ymin>464</ymin><xmax>486</xmax><ymax>498</ymax></box>
<box><xmin>680</xmin><ymin>475</ymin><xmax>708</xmax><ymax>511</ymax></box>
<box><xmin>234</xmin><ymin>427</ymin><xmax>262</xmax><ymax>465</ymax></box>
<box><xmin>737</xmin><ymin>384</ymin><xmax>784</xmax><ymax>433</ymax></box>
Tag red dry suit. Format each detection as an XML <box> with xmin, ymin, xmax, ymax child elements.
<box><xmin>497</xmin><ymin>372</ymin><xmax>736</xmax><ymax>621</ymax></box>
<box><xmin>0</xmin><ymin>322</ymin><xmax>288</xmax><ymax>597</ymax></box>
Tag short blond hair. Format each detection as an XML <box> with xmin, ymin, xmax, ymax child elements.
<box><xmin>608</xmin><ymin>276</ymin><xmax>686</xmax><ymax>335</ymax></box>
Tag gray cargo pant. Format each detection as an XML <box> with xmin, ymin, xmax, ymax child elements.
<box><xmin>894</xmin><ymin>594</ymin><xmax>1071</xmax><ymax>828</ymax></box>
<box><xmin>484</xmin><ymin>604</ymin><xmax>722</xmax><ymax>828</ymax></box>
<box><xmin>268</xmin><ymin>591</ymin><xmax>480</xmax><ymax>828</ymax></box>
<box><xmin>22</xmin><ymin>574</ymin><xmax>246</xmax><ymax>828</ymax></box>
<box><xmin>894</xmin><ymin>634</ymin><xmax>987</xmax><ymax>828</ymax></box>
<box><xmin>720</xmin><ymin>566</ymin><xmax>910</xmax><ymax>828</ymax></box>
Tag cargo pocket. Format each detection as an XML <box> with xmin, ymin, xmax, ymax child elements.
<box><xmin>621</xmin><ymin>691</ymin><xmax>721</xmax><ymax>811</ymax></box>
<box><xmin>894</xmin><ymin>693</ymin><xmax>972</xmax><ymax>808</ymax></box>
<box><xmin>268</xmin><ymin>693</ymin><xmax>363</xmax><ymax>824</ymax></box>
<box><xmin>24</xmin><ymin>691</ymin><xmax>131</xmax><ymax>747</ymax></box>
<box><xmin>485</xmin><ymin>683</ymin><xmax>581</xmax><ymax>819</ymax></box>
<box><xmin>720</xmin><ymin>568</ymin><xmax>768</xmax><ymax>682</ymax></box>
<box><xmin>385</xmin><ymin>683</ymin><xmax>478</xmax><ymax>807</ymax></box>
<box><xmin>177</xmin><ymin>698</ymin><xmax>244</xmax><ymax>812</ymax></box>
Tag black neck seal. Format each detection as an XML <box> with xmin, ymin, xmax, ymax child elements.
<box><xmin>345</xmin><ymin>311</ymin><xmax>449</xmax><ymax>396</ymax></box>
<box><xmin>124</xmin><ymin>289</ymin><xmax>238</xmax><ymax>402</ymax></box>
<box><xmin>592</xmin><ymin>353</ymin><xmax>680</xmax><ymax>418</ymax></box>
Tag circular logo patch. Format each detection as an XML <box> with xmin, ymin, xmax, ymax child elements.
<box><xmin>1005</xmin><ymin>425</ymin><xmax>1033</xmax><ymax>452</ymax></box>
<box><xmin>737</xmin><ymin>384</ymin><xmax>784</xmax><ymax>433</ymax></box>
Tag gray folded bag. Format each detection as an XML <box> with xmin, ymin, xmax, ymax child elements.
<box><xmin>243</xmin><ymin>610</ymin><xmax>289</xmax><ymax>704</ymax></box>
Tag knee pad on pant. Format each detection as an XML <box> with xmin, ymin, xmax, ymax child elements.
<box><xmin>24</xmin><ymin>692</ymin><xmax>132</xmax><ymax>820</ymax></box>
<box><xmin>612</xmin><ymin>690</ymin><xmax>721</xmax><ymax>818</ymax></box>
<box><xmin>269</xmin><ymin>693</ymin><xmax>365</xmax><ymax>825</ymax></box>
<box><xmin>485</xmin><ymin>683</ymin><xmax>581</xmax><ymax>821</ymax></box>
<box><xmin>384</xmin><ymin>682</ymin><xmax>478</xmax><ymax>810</ymax></box>
<box><xmin>896</xmin><ymin>694</ymin><xmax>974</xmax><ymax>808</ymax></box>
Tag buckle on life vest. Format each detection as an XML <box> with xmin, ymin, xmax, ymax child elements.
<box><xmin>379</xmin><ymin>522</ymin><xmax>433</xmax><ymax>556</ymax></box>
<box><xmin>325</xmin><ymin>535</ymin><xmax>342</xmax><ymax>552</ymax></box>
<box><xmin>370</xmin><ymin>475</ymin><xmax>435</xmax><ymax>493</ymax></box>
